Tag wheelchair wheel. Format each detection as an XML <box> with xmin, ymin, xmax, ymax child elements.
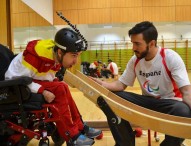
<box><xmin>39</xmin><ymin>139</ymin><xmax>49</xmax><ymax>146</ymax></box>
<box><xmin>51</xmin><ymin>128</ymin><xmax>65</xmax><ymax>146</ymax></box>
<box><xmin>0</xmin><ymin>135</ymin><xmax>12</xmax><ymax>146</ymax></box>
<box><xmin>66</xmin><ymin>142</ymin><xmax>74</xmax><ymax>146</ymax></box>
<box><xmin>0</xmin><ymin>135</ymin><xmax>8</xmax><ymax>141</ymax></box>
<box><xmin>15</xmin><ymin>135</ymin><xmax>31</xmax><ymax>146</ymax></box>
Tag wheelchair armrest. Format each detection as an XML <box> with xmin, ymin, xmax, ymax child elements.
<box><xmin>0</xmin><ymin>77</ymin><xmax>32</xmax><ymax>88</ymax></box>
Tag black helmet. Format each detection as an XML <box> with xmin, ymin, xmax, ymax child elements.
<box><xmin>54</xmin><ymin>28</ymin><xmax>86</xmax><ymax>52</ymax></box>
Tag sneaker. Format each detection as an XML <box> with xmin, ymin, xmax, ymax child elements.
<box><xmin>83</xmin><ymin>125</ymin><xmax>102</xmax><ymax>139</ymax></box>
<box><xmin>73</xmin><ymin>134</ymin><xmax>94</xmax><ymax>146</ymax></box>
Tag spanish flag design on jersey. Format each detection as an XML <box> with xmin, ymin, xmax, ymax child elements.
<box><xmin>22</xmin><ymin>39</ymin><xmax>61</xmax><ymax>79</ymax></box>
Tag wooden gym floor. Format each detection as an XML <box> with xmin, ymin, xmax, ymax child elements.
<box><xmin>28</xmin><ymin>71</ymin><xmax>191</xmax><ymax>146</ymax></box>
<box><xmin>28</xmin><ymin>131</ymin><xmax>191</xmax><ymax>146</ymax></box>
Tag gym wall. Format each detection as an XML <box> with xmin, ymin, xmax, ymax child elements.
<box><xmin>7</xmin><ymin>0</ymin><xmax>191</xmax><ymax>72</ymax></box>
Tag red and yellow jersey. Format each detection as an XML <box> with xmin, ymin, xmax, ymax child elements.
<box><xmin>5</xmin><ymin>39</ymin><xmax>61</xmax><ymax>93</ymax></box>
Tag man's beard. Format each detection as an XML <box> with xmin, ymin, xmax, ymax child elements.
<box><xmin>135</xmin><ymin>46</ymin><xmax>149</xmax><ymax>59</ymax></box>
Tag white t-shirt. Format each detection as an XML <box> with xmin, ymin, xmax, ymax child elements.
<box><xmin>107</xmin><ymin>62</ymin><xmax>118</xmax><ymax>75</ymax></box>
<box><xmin>119</xmin><ymin>47</ymin><xmax>190</xmax><ymax>100</ymax></box>
<box><xmin>89</xmin><ymin>62</ymin><xmax>97</xmax><ymax>69</ymax></box>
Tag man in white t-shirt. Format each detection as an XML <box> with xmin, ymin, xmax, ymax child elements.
<box><xmin>92</xmin><ymin>21</ymin><xmax>191</xmax><ymax>146</ymax></box>
<box><xmin>107</xmin><ymin>59</ymin><xmax>119</xmax><ymax>79</ymax></box>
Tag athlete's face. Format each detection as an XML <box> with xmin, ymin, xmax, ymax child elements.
<box><xmin>57</xmin><ymin>49</ymin><xmax>82</xmax><ymax>68</ymax></box>
<box><xmin>130</xmin><ymin>33</ymin><xmax>149</xmax><ymax>59</ymax></box>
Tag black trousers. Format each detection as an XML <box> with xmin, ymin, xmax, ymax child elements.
<box><xmin>114</xmin><ymin>91</ymin><xmax>191</xmax><ymax>146</ymax></box>
<box><xmin>101</xmin><ymin>69</ymin><xmax>111</xmax><ymax>78</ymax></box>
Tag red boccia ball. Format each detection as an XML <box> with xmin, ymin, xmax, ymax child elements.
<box><xmin>135</xmin><ymin>127</ymin><xmax>143</xmax><ymax>137</ymax></box>
<box><xmin>96</xmin><ymin>132</ymin><xmax>103</xmax><ymax>140</ymax></box>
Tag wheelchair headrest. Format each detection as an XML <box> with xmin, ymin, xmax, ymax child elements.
<box><xmin>0</xmin><ymin>44</ymin><xmax>14</xmax><ymax>81</ymax></box>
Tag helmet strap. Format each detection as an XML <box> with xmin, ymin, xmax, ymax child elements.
<box><xmin>55</xmin><ymin>49</ymin><xmax>65</xmax><ymax>64</ymax></box>
<box><xmin>60</xmin><ymin>52</ymin><xmax>65</xmax><ymax>64</ymax></box>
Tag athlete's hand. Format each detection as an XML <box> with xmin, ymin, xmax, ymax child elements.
<box><xmin>42</xmin><ymin>90</ymin><xmax>55</xmax><ymax>103</ymax></box>
<box><xmin>89</xmin><ymin>76</ymin><xmax>102</xmax><ymax>85</ymax></box>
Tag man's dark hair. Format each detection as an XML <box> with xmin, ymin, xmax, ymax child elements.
<box><xmin>108</xmin><ymin>59</ymin><xmax>112</xmax><ymax>63</ymax></box>
<box><xmin>128</xmin><ymin>21</ymin><xmax>158</xmax><ymax>45</ymax></box>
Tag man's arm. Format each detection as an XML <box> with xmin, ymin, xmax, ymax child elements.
<box><xmin>90</xmin><ymin>77</ymin><xmax>127</xmax><ymax>91</ymax></box>
<box><xmin>180</xmin><ymin>85</ymin><xmax>191</xmax><ymax>109</ymax></box>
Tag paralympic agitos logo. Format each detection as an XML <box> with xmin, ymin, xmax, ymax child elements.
<box><xmin>143</xmin><ymin>80</ymin><xmax>159</xmax><ymax>93</ymax></box>
<box><xmin>139</xmin><ymin>70</ymin><xmax>160</xmax><ymax>92</ymax></box>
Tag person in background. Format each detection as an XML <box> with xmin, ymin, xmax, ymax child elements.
<box><xmin>89</xmin><ymin>60</ymin><xmax>102</xmax><ymax>78</ymax></box>
<box><xmin>107</xmin><ymin>59</ymin><xmax>119</xmax><ymax>79</ymax></box>
<box><xmin>5</xmin><ymin>28</ymin><xmax>102</xmax><ymax>146</ymax></box>
<box><xmin>91</xmin><ymin>21</ymin><xmax>191</xmax><ymax>146</ymax></box>
<box><xmin>101</xmin><ymin>62</ymin><xmax>110</xmax><ymax>78</ymax></box>
<box><xmin>81</xmin><ymin>61</ymin><xmax>91</xmax><ymax>76</ymax></box>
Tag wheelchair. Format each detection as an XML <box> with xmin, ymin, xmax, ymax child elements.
<box><xmin>0</xmin><ymin>44</ymin><xmax>65</xmax><ymax>146</ymax></box>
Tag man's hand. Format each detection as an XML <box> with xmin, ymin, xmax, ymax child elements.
<box><xmin>42</xmin><ymin>90</ymin><xmax>55</xmax><ymax>103</ymax></box>
<box><xmin>180</xmin><ymin>85</ymin><xmax>191</xmax><ymax>109</ymax></box>
<box><xmin>89</xmin><ymin>76</ymin><xmax>127</xmax><ymax>91</ymax></box>
<box><xmin>89</xmin><ymin>76</ymin><xmax>102</xmax><ymax>85</ymax></box>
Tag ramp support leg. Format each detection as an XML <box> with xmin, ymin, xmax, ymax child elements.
<box><xmin>97</xmin><ymin>96</ymin><xmax>135</xmax><ymax>146</ymax></box>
